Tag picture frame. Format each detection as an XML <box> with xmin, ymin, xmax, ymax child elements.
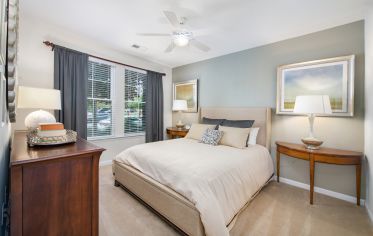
<box><xmin>276</xmin><ymin>55</ymin><xmax>355</xmax><ymax>117</ymax></box>
<box><xmin>173</xmin><ymin>79</ymin><xmax>198</xmax><ymax>113</ymax></box>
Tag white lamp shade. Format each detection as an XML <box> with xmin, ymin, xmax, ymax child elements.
<box><xmin>172</xmin><ymin>100</ymin><xmax>188</xmax><ymax>111</ymax></box>
<box><xmin>17</xmin><ymin>86</ymin><xmax>62</xmax><ymax>110</ymax></box>
<box><xmin>293</xmin><ymin>95</ymin><xmax>332</xmax><ymax>115</ymax></box>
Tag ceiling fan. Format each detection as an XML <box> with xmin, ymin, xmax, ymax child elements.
<box><xmin>138</xmin><ymin>11</ymin><xmax>211</xmax><ymax>53</ymax></box>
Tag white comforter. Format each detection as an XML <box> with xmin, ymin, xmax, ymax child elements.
<box><xmin>115</xmin><ymin>138</ymin><xmax>274</xmax><ymax>236</ymax></box>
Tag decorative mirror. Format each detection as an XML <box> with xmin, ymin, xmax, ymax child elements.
<box><xmin>6</xmin><ymin>0</ymin><xmax>19</xmax><ymax>122</ymax></box>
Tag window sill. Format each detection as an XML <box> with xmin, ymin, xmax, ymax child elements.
<box><xmin>88</xmin><ymin>133</ymin><xmax>145</xmax><ymax>141</ymax></box>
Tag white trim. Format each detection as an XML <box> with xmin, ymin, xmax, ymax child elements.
<box><xmin>124</xmin><ymin>66</ymin><xmax>147</xmax><ymax>74</ymax></box>
<box><xmin>273</xmin><ymin>176</ymin><xmax>365</xmax><ymax>205</ymax></box>
<box><xmin>366</xmin><ymin>204</ymin><xmax>373</xmax><ymax>222</ymax></box>
<box><xmin>99</xmin><ymin>159</ymin><xmax>113</xmax><ymax>167</ymax></box>
<box><xmin>88</xmin><ymin>135</ymin><xmax>116</xmax><ymax>141</ymax></box>
<box><xmin>89</xmin><ymin>56</ymin><xmax>117</xmax><ymax>67</ymax></box>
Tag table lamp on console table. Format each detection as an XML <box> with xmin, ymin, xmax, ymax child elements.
<box><xmin>17</xmin><ymin>86</ymin><xmax>62</xmax><ymax>130</ymax></box>
<box><xmin>172</xmin><ymin>100</ymin><xmax>188</xmax><ymax>129</ymax></box>
<box><xmin>293</xmin><ymin>95</ymin><xmax>332</xmax><ymax>150</ymax></box>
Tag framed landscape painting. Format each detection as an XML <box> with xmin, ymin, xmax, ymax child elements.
<box><xmin>276</xmin><ymin>55</ymin><xmax>355</xmax><ymax>116</ymax></box>
<box><xmin>173</xmin><ymin>79</ymin><xmax>198</xmax><ymax>113</ymax></box>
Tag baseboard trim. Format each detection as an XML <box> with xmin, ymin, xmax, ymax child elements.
<box><xmin>366</xmin><ymin>204</ymin><xmax>373</xmax><ymax>222</ymax></box>
<box><xmin>273</xmin><ymin>176</ymin><xmax>365</xmax><ymax>206</ymax></box>
<box><xmin>99</xmin><ymin>160</ymin><xmax>113</xmax><ymax>167</ymax></box>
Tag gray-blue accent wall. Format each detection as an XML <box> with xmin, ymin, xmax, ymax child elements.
<box><xmin>173</xmin><ymin>21</ymin><xmax>365</xmax><ymax>198</ymax></box>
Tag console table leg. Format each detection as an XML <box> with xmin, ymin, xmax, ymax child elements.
<box><xmin>356</xmin><ymin>164</ymin><xmax>361</xmax><ymax>206</ymax></box>
<box><xmin>310</xmin><ymin>155</ymin><xmax>315</xmax><ymax>205</ymax></box>
<box><xmin>276</xmin><ymin>150</ymin><xmax>280</xmax><ymax>182</ymax></box>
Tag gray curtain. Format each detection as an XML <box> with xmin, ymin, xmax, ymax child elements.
<box><xmin>145</xmin><ymin>71</ymin><xmax>164</xmax><ymax>142</ymax></box>
<box><xmin>54</xmin><ymin>46</ymin><xmax>88</xmax><ymax>139</ymax></box>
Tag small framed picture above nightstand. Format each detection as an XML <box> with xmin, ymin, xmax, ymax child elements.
<box><xmin>166</xmin><ymin>127</ymin><xmax>189</xmax><ymax>139</ymax></box>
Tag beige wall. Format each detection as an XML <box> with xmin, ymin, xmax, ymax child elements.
<box><xmin>173</xmin><ymin>21</ymin><xmax>365</xmax><ymax>198</ymax></box>
<box><xmin>16</xmin><ymin>10</ymin><xmax>173</xmax><ymax>163</ymax></box>
<box><xmin>365</xmin><ymin>7</ymin><xmax>373</xmax><ymax>217</ymax></box>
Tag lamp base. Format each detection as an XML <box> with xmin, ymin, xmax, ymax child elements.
<box><xmin>176</xmin><ymin>120</ymin><xmax>185</xmax><ymax>129</ymax></box>
<box><xmin>25</xmin><ymin>110</ymin><xmax>56</xmax><ymax>130</ymax></box>
<box><xmin>301</xmin><ymin>137</ymin><xmax>323</xmax><ymax>150</ymax></box>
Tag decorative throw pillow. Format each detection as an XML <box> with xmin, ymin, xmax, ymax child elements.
<box><xmin>218</xmin><ymin>126</ymin><xmax>251</xmax><ymax>149</ymax></box>
<box><xmin>200</xmin><ymin>128</ymin><xmax>223</xmax><ymax>146</ymax></box>
<box><xmin>201</xmin><ymin>117</ymin><xmax>225</xmax><ymax>129</ymax></box>
<box><xmin>185</xmin><ymin>123</ymin><xmax>216</xmax><ymax>140</ymax></box>
<box><xmin>221</xmin><ymin>119</ymin><xmax>255</xmax><ymax>128</ymax></box>
<box><xmin>247</xmin><ymin>127</ymin><xmax>260</xmax><ymax>146</ymax></box>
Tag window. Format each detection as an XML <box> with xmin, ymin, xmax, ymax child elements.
<box><xmin>87</xmin><ymin>60</ymin><xmax>114</xmax><ymax>138</ymax></box>
<box><xmin>124</xmin><ymin>69</ymin><xmax>146</xmax><ymax>134</ymax></box>
<box><xmin>87</xmin><ymin>58</ymin><xmax>147</xmax><ymax>139</ymax></box>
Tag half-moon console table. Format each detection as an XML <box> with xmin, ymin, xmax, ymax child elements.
<box><xmin>276</xmin><ymin>141</ymin><xmax>363</xmax><ymax>205</ymax></box>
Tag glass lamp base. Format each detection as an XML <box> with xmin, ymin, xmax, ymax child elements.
<box><xmin>301</xmin><ymin>137</ymin><xmax>323</xmax><ymax>150</ymax></box>
<box><xmin>176</xmin><ymin>123</ymin><xmax>185</xmax><ymax>129</ymax></box>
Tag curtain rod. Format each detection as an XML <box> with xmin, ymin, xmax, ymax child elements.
<box><xmin>43</xmin><ymin>41</ymin><xmax>166</xmax><ymax>76</ymax></box>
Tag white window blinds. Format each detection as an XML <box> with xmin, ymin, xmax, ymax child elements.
<box><xmin>124</xmin><ymin>69</ymin><xmax>147</xmax><ymax>134</ymax></box>
<box><xmin>87</xmin><ymin>60</ymin><xmax>114</xmax><ymax>138</ymax></box>
<box><xmin>87</xmin><ymin>58</ymin><xmax>148</xmax><ymax>139</ymax></box>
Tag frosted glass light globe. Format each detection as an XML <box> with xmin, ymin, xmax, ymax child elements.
<box><xmin>173</xmin><ymin>35</ymin><xmax>189</xmax><ymax>47</ymax></box>
<box><xmin>25</xmin><ymin>110</ymin><xmax>56</xmax><ymax>130</ymax></box>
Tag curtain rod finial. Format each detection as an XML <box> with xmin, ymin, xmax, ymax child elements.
<box><xmin>43</xmin><ymin>41</ymin><xmax>55</xmax><ymax>50</ymax></box>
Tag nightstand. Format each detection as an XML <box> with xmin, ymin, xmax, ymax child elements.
<box><xmin>276</xmin><ymin>141</ymin><xmax>363</xmax><ymax>205</ymax></box>
<box><xmin>166</xmin><ymin>127</ymin><xmax>189</xmax><ymax>139</ymax></box>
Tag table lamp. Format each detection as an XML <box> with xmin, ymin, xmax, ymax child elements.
<box><xmin>17</xmin><ymin>86</ymin><xmax>62</xmax><ymax>130</ymax></box>
<box><xmin>172</xmin><ymin>100</ymin><xmax>187</xmax><ymax>129</ymax></box>
<box><xmin>293</xmin><ymin>95</ymin><xmax>332</xmax><ymax>150</ymax></box>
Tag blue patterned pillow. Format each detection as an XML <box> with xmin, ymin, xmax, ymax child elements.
<box><xmin>200</xmin><ymin>128</ymin><xmax>223</xmax><ymax>146</ymax></box>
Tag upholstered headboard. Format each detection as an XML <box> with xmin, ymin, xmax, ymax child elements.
<box><xmin>200</xmin><ymin>107</ymin><xmax>272</xmax><ymax>149</ymax></box>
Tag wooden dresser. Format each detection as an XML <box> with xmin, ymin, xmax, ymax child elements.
<box><xmin>10</xmin><ymin>131</ymin><xmax>105</xmax><ymax>236</ymax></box>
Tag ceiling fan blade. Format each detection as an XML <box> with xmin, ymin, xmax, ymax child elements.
<box><xmin>190</xmin><ymin>40</ymin><xmax>210</xmax><ymax>52</ymax></box>
<box><xmin>164</xmin><ymin>43</ymin><xmax>175</xmax><ymax>53</ymax></box>
<box><xmin>137</xmin><ymin>33</ymin><xmax>171</xmax><ymax>37</ymax></box>
<box><xmin>163</xmin><ymin>11</ymin><xmax>180</xmax><ymax>28</ymax></box>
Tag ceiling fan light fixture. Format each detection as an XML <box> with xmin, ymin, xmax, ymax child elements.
<box><xmin>173</xmin><ymin>35</ymin><xmax>189</xmax><ymax>47</ymax></box>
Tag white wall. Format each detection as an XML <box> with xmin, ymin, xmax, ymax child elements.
<box><xmin>17</xmin><ymin>11</ymin><xmax>172</xmax><ymax>163</ymax></box>
<box><xmin>365</xmin><ymin>7</ymin><xmax>373</xmax><ymax>219</ymax></box>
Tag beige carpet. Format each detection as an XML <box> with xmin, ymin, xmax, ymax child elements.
<box><xmin>99</xmin><ymin>165</ymin><xmax>373</xmax><ymax>236</ymax></box>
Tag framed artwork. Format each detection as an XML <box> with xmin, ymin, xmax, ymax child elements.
<box><xmin>173</xmin><ymin>79</ymin><xmax>198</xmax><ymax>113</ymax></box>
<box><xmin>276</xmin><ymin>55</ymin><xmax>355</xmax><ymax>116</ymax></box>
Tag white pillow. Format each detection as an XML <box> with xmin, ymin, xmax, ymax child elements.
<box><xmin>247</xmin><ymin>127</ymin><xmax>260</xmax><ymax>146</ymax></box>
<box><xmin>185</xmin><ymin>123</ymin><xmax>216</xmax><ymax>140</ymax></box>
<box><xmin>218</xmin><ymin>126</ymin><xmax>251</xmax><ymax>149</ymax></box>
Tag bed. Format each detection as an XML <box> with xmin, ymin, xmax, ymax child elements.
<box><xmin>113</xmin><ymin>107</ymin><xmax>273</xmax><ymax>236</ymax></box>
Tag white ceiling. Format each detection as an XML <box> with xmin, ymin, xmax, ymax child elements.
<box><xmin>22</xmin><ymin>0</ymin><xmax>369</xmax><ymax>68</ymax></box>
